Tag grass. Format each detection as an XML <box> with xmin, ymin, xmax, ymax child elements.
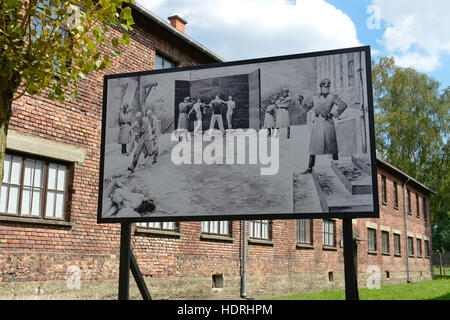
<box><xmin>266</xmin><ymin>279</ymin><xmax>450</xmax><ymax>300</ymax></box>
<box><xmin>433</xmin><ymin>266</ymin><xmax>450</xmax><ymax>280</ymax></box>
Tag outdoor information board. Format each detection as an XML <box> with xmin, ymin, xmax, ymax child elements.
<box><xmin>98</xmin><ymin>46</ymin><xmax>378</xmax><ymax>223</ymax></box>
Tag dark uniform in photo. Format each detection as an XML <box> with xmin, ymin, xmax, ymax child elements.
<box><xmin>275</xmin><ymin>88</ymin><xmax>293</xmax><ymax>139</ymax></box>
<box><xmin>177</xmin><ymin>96</ymin><xmax>192</xmax><ymax>140</ymax></box>
<box><xmin>299</xmin><ymin>78</ymin><xmax>348</xmax><ymax>173</ymax></box>
<box><xmin>207</xmin><ymin>95</ymin><xmax>226</xmax><ymax>133</ymax></box>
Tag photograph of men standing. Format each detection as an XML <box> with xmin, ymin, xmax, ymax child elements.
<box><xmin>225</xmin><ymin>95</ymin><xmax>235</xmax><ymax>130</ymax></box>
<box><xmin>207</xmin><ymin>94</ymin><xmax>226</xmax><ymax>134</ymax></box>
<box><xmin>177</xmin><ymin>96</ymin><xmax>192</xmax><ymax>140</ymax></box>
<box><xmin>299</xmin><ymin>78</ymin><xmax>348</xmax><ymax>174</ymax></box>
<box><xmin>275</xmin><ymin>88</ymin><xmax>293</xmax><ymax>139</ymax></box>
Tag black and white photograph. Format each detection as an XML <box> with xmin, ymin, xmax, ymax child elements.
<box><xmin>98</xmin><ymin>46</ymin><xmax>377</xmax><ymax>223</ymax></box>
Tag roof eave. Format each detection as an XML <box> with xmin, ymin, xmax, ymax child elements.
<box><xmin>376</xmin><ymin>157</ymin><xmax>436</xmax><ymax>195</ymax></box>
<box><xmin>129</xmin><ymin>2</ymin><xmax>225</xmax><ymax>63</ymax></box>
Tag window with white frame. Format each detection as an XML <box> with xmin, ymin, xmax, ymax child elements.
<box><xmin>249</xmin><ymin>220</ymin><xmax>271</xmax><ymax>240</ymax></box>
<box><xmin>322</xmin><ymin>219</ymin><xmax>335</xmax><ymax>247</ymax></box>
<box><xmin>201</xmin><ymin>221</ymin><xmax>230</xmax><ymax>236</ymax></box>
<box><xmin>136</xmin><ymin>221</ymin><xmax>177</xmax><ymax>231</ymax></box>
<box><xmin>1</xmin><ymin>152</ymin><xmax>69</xmax><ymax>220</ymax></box>
<box><xmin>297</xmin><ymin>219</ymin><xmax>312</xmax><ymax>244</ymax></box>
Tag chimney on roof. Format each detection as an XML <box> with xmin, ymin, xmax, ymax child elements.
<box><xmin>168</xmin><ymin>15</ymin><xmax>187</xmax><ymax>34</ymax></box>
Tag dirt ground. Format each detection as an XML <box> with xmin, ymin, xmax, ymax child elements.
<box><xmin>101</xmin><ymin>126</ymin><xmax>337</xmax><ymax>220</ymax></box>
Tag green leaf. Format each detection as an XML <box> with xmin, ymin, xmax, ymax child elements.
<box><xmin>69</xmin><ymin>89</ymin><xmax>78</xmax><ymax>102</ymax></box>
<box><xmin>121</xmin><ymin>33</ymin><xmax>130</xmax><ymax>45</ymax></box>
<box><xmin>111</xmin><ymin>37</ymin><xmax>119</xmax><ymax>48</ymax></box>
<box><xmin>2</xmin><ymin>0</ymin><xmax>134</xmax><ymax>103</ymax></box>
<box><xmin>104</xmin><ymin>54</ymin><xmax>111</xmax><ymax>66</ymax></box>
<box><xmin>120</xmin><ymin>6</ymin><xmax>133</xmax><ymax>21</ymax></box>
<box><xmin>78</xmin><ymin>71</ymin><xmax>87</xmax><ymax>80</ymax></box>
<box><xmin>54</xmin><ymin>85</ymin><xmax>63</xmax><ymax>97</ymax></box>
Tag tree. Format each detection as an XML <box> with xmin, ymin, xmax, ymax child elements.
<box><xmin>0</xmin><ymin>0</ymin><xmax>135</xmax><ymax>184</ymax></box>
<box><xmin>372</xmin><ymin>57</ymin><xmax>450</xmax><ymax>251</ymax></box>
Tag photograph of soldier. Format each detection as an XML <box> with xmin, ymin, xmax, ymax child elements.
<box><xmin>117</xmin><ymin>103</ymin><xmax>132</xmax><ymax>154</ymax></box>
<box><xmin>176</xmin><ymin>96</ymin><xmax>193</xmax><ymax>140</ymax></box>
<box><xmin>127</xmin><ymin>114</ymin><xmax>143</xmax><ymax>157</ymax></box>
<box><xmin>127</xmin><ymin>111</ymin><xmax>157</xmax><ymax>173</ymax></box>
<box><xmin>101</xmin><ymin>48</ymin><xmax>375</xmax><ymax>220</ymax></box>
<box><xmin>263</xmin><ymin>96</ymin><xmax>277</xmax><ymax>136</ymax></box>
<box><xmin>225</xmin><ymin>95</ymin><xmax>235</xmax><ymax>130</ymax></box>
<box><xmin>275</xmin><ymin>88</ymin><xmax>293</xmax><ymax>139</ymax></box>
<box><xmin>187</xmin><ymin>97</ymin><xmax>206</xmax><ymax>134</ymax></box>
<box><xmin>298</xmin><ymin>78</ymin><xmax>348</xmax><ymax>174</ymax></box>
<box><xmin>207</xmin><ymin>94</ymin><xmax>226</xmax><ymax>134</ymax></box>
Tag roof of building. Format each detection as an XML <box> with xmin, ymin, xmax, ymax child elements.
<box><xmin>129</xmin><ymin>2</ymin><xmax>225</xmax><ymax>63</ymax></box>
<box><xmin>376</xmin><ymin>157</ymin><xmax>436</xmax><ymax>195</ymax></box>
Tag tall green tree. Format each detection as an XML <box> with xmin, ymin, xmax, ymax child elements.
<box><xmin>0</xmin><ymin>0</ymin><xmax>135</xmax><ymax>184</ymax></box>
<box><xmin>372</xmin><ymin>57</ymin><xmax>450</xmax><ymax>251</ymax></box>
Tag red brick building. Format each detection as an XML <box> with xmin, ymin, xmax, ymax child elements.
<box><xmin>0</xmin><ymin>4</ymin><xmax>433</xmax><ymax>299</ymax></box>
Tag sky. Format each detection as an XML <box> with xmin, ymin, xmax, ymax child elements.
<box><xmin>136</xmin><ymin>0</ymin><xmax>450</xmax><ymax>90</ymax></box>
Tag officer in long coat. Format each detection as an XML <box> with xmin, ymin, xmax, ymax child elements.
<box><xmin>117</xmin><ymin>103</ymin><xmax>132</xmax><ymax>154</ymax></box>
<box><xmin>299</xmin><ymin>78</ymin><xmax>348</xmax><ymax>174</ymax></box>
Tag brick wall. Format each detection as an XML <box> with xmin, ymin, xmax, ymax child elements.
<box><xmin>0</xmin><ymin>8</ymin><xmax>433</xmax><ymax>298</ymax></box>
<box><xmin>0</xmin><ymin>9</ymin><xmax>218</xmax><ymax>283</ymax></box>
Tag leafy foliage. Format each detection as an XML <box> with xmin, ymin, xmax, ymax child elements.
<box><xmin>372</xmin><ymin>57</ymin><xmax>450</xmax><ymax>251</ymax></box>
<box><xmin>0</xmin><ymin>0</ymin><xmax>135</xmax><ymax>188</ymax></box>
<box><xmin>0</xmin><ymin>0</ymin><xmax>135</xmax><ymax>102</ymax></box>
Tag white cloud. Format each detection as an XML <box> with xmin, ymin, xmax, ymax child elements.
<box><xmin>371</xmin><ymin>0</ymin><xmax>450</xmax><ymax>72</ymax></box>
<box><xmin>370</xmin><ymin>48</ymin><xmax>383</xmax><ymax>58</ymax></box>
<box><xmin>136</xmin><ymin>0</ymin><xmax>361</xmax><ymax>61</ymax></box>
<box><xmin>394</xmin><ymin>53</ymin><xmax>441</xmax><ymax>73</ymax></box>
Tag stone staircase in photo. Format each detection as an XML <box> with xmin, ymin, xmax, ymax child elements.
<box><xmin>293</xmin><ymin>154</ymin><xmax>373</xmax><ymax>214</ymax></box>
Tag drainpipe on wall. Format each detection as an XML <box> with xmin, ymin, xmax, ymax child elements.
<box><xmin>403</xmin><ymin>178</ymin><xmax>411</xmax><ymax>283</ymax></box>
<box><xmin>241</xmin><ymin>220</ymin><xmax>247</xmax><ymax>298</ymax></box>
